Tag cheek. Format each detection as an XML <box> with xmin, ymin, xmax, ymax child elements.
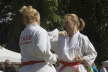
<box><xmin>67</xmin><ymin>23</ymin><xmax>73</xmax><ymax>29</ymax></box>
<box><xmin>70</xmin><ymin>24</ymin><xmax>74</xmax><ymax>28</ymax></box>
<box><xmin>65</xmin><ymin>24</ymin><xmax>70</xmax><ymax>29</ymax></box>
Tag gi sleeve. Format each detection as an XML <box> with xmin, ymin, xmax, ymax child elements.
<box><xmin>48</xmin><ymin>29</ymin><xmax>59</xmax><ymax>52</ymax></box>
<box><xmin>48</xmin><ymin>28</ymin><xmax>59</xmax><ymax>42</ymax></box>
<box><xmin>33</xmin><ymin>30</ymin><xmax>57</xmax><ymax>64</ymax></box>
<box><xmin>82</xmin><ymin>36</ymin><xmax>97</xmax><ymax>66</ymax></box>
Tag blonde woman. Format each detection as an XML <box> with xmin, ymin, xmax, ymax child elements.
<box><xmin>49</xmin><ymin>13</ymin><xmax>97</xmax><ymax>72</ymax></box>
<box><xmin>19</xmin><ymin>6</ymin><xmax>57</xmax><ymax>72</ymax></box>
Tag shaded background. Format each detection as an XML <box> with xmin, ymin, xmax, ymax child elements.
<box><xmin>0</xmin><ymin>0</ymin><xmax>108</xmax><ymax>66</ymax></box>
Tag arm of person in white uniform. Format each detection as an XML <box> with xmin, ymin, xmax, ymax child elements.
<box><xmin>34</xmin><ymin>30</ymin><xmax>57</xmax><ymax>64</ymax></box>
<box><xmin>48</xmin><ymin>29</ymin><xmax>66</xmax><ymax>51</ymax></box>
<box><xmin>48</xmin><ymin>29</ymin><xmax>59</xmax><ymax>42</ymax></box>
<box><xmin>82</xmin><ymin>36</ymin><xmax>97</xmax><ymax>66</ymax></box>
<box><xmin>48</xmin><ymin>29</ymin><xmax>59</xmax><ymax>52</ymax></box>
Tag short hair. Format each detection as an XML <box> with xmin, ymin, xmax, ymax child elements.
<box><xmin>19</xmin><ymin>5</ymin><xmax>40</xmax><ymax>24</ymax></box>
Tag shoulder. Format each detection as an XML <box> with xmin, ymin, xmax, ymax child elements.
<box><xmin>20</xmin><ymin>25</ymin><xmax>47</xmax><ymax>37</ymax></box>
<box><xmin>79</xmin><ymin>33</ymin><xmax>88</xmax><ymax>39</ymax></box>
<box><xmin>79</xmin><ymin>33</ymin><xmax>89</xmax><ymax>42</ymax></box>
<box><xmin>30</xmin><ymin>25</ymin><xmax>48</xmax><ymax>37</ymax></box>
<box><xmin>36</xmin><ymin>26</ymin><xmax>47</xmax><ymax>35</ymax></box>
<box><xmin>29</xmin><ymin>25</ymin><xmax>47</xmax><ymax>34</ymax></box>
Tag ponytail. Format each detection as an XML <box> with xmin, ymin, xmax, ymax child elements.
<box><xmin>78</xmin><ymin>18</ymin><xmax>85</xmax><ymax>31</ymax></box>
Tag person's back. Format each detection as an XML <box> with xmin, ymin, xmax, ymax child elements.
<box><xmin>20</xmin><ymin>24</ymin><xmax>52</xmax><ymax>62</ymax></box>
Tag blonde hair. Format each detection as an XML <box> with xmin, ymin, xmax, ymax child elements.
<box><xmin>19</xmin><ymin>6</ymin><xmax>40</xmax><ymax>24</ymax></box>
<box><xmin>79</xmin><ymin>18</ymin><xmax>85</xmax><ymax>31</ymax></box>
<box><xmin>64</xmin><ymin>13</ymin><xmax>85</xmax><ymax>31</ymax></box>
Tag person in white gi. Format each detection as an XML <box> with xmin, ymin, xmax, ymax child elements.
<box><xmin>49</xmin><ymin>13</ymin><xmax>97</xmax><ymax>72</ymax></box>
<box><xmin>19</xmin><ymin>6</ymin><xmax>57</xmax><ymax>72</ymax></box>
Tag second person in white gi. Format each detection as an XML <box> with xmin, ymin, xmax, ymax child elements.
<box><xmin>49</xmin><ymin>13</ymin><xmax>97</xmax><ymax>72</ymax></box>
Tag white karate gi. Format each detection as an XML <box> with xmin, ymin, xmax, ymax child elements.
<box><xmin>49</xmin><ymin>29</ymin><xmax>97</xmax><ymax>72</ymax></box>
<box><xmin>19</xmin><ymin>24</ymin><xmax>57</xmax><ymax>72</ymax></box>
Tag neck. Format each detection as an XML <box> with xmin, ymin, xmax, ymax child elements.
<box><xmin>31</xmin><ymin>21</ymin><xmax>39</xmax><ymax>25</ymax></box>
<box><xmin>68</xmin><ymin>29</ymin><xmax>78</xmax><ymax>37</ymax></box>
<box><xmin>26</xmin><ymin>21</ymin><xmax>40</xmax><ymax>26</ymax></box>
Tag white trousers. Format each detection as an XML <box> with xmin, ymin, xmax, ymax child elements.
<box><xmin>19</xmin><ymin>63</ymin><xmax>56</xmax><ymax>72</ymax></box>
<box><xmin>56</xmin><ymin>64</ymin><xmax>87</xmax><ymax>72</ymax></box>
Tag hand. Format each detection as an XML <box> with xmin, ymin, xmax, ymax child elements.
<box><xmin>59</xmin><ymin>31</ymin><xmax>67</xmax><ymax>36</ymax></box>
<box><xmin>74</xmin><ymin>56</ymin><xmax>84</xmax><ymax>63</ymax></box>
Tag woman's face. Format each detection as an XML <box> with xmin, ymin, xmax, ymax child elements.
<box><xmin>64</xmin><ymin>19</ymin><xmax>77</xmax><ymax>33</ymax></box>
